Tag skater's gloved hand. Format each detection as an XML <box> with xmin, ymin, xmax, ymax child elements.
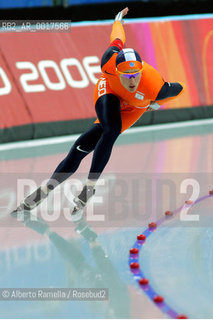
<box><xmin>115</xmin><ymin>7</ymin><xmax>129</xmax><ymax>23</ymax></box>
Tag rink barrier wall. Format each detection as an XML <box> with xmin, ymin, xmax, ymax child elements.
<box><xmin>1</xmin><ymin>105</ymin><xmax>213</xmax><ymax>143</ymax></box>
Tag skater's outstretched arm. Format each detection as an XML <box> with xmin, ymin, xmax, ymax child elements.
<box><xmin>101</xmin><ymin>7</ymin><xmax>128</xmax><ymax>76</ymax></box>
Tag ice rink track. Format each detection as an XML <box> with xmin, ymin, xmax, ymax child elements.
<box><xmin>1</xmin><ymin>118</ymin><xmax>213</xmax><ymax>318</ymax></box>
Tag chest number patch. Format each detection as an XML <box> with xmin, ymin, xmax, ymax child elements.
<box><xmin>98</xmin><ymin>78</ymin><xmax>107</xmax><ymax>97</ymax></box>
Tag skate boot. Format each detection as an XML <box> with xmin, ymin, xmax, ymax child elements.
<box><xmin>71</xmin><ymin>185</ymin><xmax>95</xmax><ymax>222</ymax></box>
<box><xmin>11</xmin><ymin>187</ymin><xmax>48</xmax><ymax>218</ymax></box>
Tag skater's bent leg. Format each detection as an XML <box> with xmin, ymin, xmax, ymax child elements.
<box><xmin>72</xmin><ymin>94</ymin><xmax>121</xmax><ymax>214</ymax></box>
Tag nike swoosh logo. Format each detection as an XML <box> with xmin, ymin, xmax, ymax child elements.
<box><xmin>104</xmin><ymin>70</ymin><xmax>115</xmax><ymax>76</ymax></box>
<box><xmin>76</xmin><ymin>145</ymin><xmax>89</xmax><ymax>153</ymax></box>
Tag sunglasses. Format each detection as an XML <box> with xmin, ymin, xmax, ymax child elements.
<box><xmin>117</xmin><ymin>70</ymin><xmax>142</xmax><ymax>79</ymax></box>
